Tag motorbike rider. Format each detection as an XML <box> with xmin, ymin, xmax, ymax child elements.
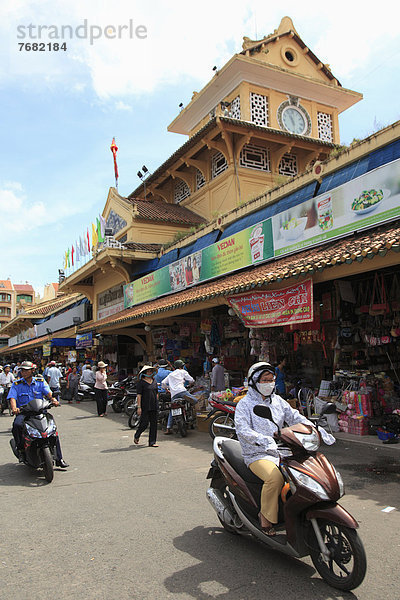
<box><xmin>161</xmin><ymin>359</ymin><xmax>197</xmax><ymax>435</ymax></box>
<box><xmin>154</xmin><ymin>358</ymin><xmax>172</xmax><ymax>392</ymax></box>
<box><xmin>234</xmin><ymin>362</ymin><xmax>312</xmax><ymax>536</ymax></box>
<box><xmin>7</xmin><ymin>361</ymin><xmax>69</xmax><ymax>468</ymax></box>
<box><xmin>0</xmin><ymin>364</ymin><xmax>15</xmax><ymax>414</ymax></box>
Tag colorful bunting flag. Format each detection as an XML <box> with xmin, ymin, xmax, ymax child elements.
<box><xmin>100</xmin><ymin>215</ymin><xmax>106</xmax><ymax>239</ymax></box>
<box><xmin>75</xmin><ymin>240</ymin><xmax>80</xmax><ymax>262</ymax></box>
<box><xmin>71</xmin><ymin>245</ymin><xmax>74</xmax><ymax>267</ymax></box>
<box><xmin>97</xmin><ymin>217</ymin><xmax>104</xmax><ymax>243</ymax></box>
<box><xmin>92</xmin><ymin>222</ymin><xmax>98</xmax><ymax>248</ymax></box>
<box><xmin>110</xmin><ymin>138</ymin><xmax>119</xmax><ymax>188</ymax></box>
<box><xmin>87</xmin><ymin>228</ymin><xmax>91</xmax><ymax>252</ymax></box>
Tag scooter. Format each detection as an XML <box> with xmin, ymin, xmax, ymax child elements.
<box><xmin>0</xmin><ymin>384</ymin><xmax>13</xmax><ymax>415</ymax></box>
<box><xmin>206</xmin><ymin>396</ymin><xmax>237</xmax><ymax>439</ymax></box>
<box><xmin>77</xmin><ymin>381</ymin><xmax>96</xmax><ymax>402</ymax></box>
<box><xmin>162</xmin><ymin>393</ymin><xmax>197</xmax><ymax>438</ymax></box>
<box><xmin>9</xmin><ymin>397</ymin><xmax>58</xmax><ymax>483</ymax></box>
<box><xmin>206</xmin><ymin>403</ymin><xmax>366</xmax><ymax>591</ymax></box>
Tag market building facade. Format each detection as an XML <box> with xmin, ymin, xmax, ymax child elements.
<box><xmin>7</xmin><ymin>16</ymin><xmax>397</xmax><ymax>437</ymax></box>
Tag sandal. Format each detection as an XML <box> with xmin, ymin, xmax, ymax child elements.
<box><xmin>258</xmin><ymin>512</ymin><xmax>276</xmax><ymax>536</ymax></box>
<box><xmin>133</xmin><ymin>437</ymin><xmax>139</xmax><ymax>445</ymax></box>
<box><xmin>149</xmin><ymin>444</ymin><xmax>159</xmax><ymax>447</ymax></box>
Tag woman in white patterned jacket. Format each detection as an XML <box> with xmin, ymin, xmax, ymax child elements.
<box><xmin>234</xmin><ymin>362</ymin><xmax>312</xmax><ymax>536</ymax></box>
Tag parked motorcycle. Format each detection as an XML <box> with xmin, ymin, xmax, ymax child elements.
<box><xmin>0</xmin><ymin>384</ymin><xmax>12</xmax><ymax>415</ymax></box>
<box><xmin>206</xmin><ymin>396</ymin><xmax>237</xmax><ymax>439</ymax></box>
<box><xmin>9</xmin><ymin>397</ymin><xmax>58</xmax><ymax>483</ymax></box>
<box><xmin>77</xmin><ymin>381</ymin><xmax>96</xmax><ymax>402</ymax></box>
<box><xmin>108</xmin><ymin>376</ymin><xmax>136</xmax><ymax>413</ymax></box>
<box><xmin>206</xmin><ymin>403</ymin><xmax>366</xmax><ymax>591</ymax></box>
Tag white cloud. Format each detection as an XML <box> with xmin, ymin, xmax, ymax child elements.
<box><xmin>0</xmin><ymin>184</ymin><xmax>46</xmax><ymax>232</ymax></box>
<box><xmin>2</xmin><ymin>0</ymin><xmax>399</xmax><ymax>101</ymax></box>
<box><xmin>115</xmin><ymin>100</ymin><xmax>132</xmax><ymax>111</ymax></box>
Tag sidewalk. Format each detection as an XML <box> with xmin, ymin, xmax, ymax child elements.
<box><xmin>334</xmin><ymin>431</ymin><xmax>400</xmax><ymax>452</ymax></box>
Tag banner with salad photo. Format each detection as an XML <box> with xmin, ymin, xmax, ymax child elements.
<box><xmin>272</xmin><ymin>157</ymin><xmax>400</xmax><ymax>257</ymax></box>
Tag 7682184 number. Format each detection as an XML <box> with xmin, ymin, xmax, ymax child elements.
<box><xmin>18</xmin><ymin>43</ymin><xmax>67</xmax><ymax>51</ymax></box>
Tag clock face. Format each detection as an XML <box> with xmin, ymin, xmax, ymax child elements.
<box><xmin>282</xmin><ymin>107</ymin><xmax>306</xmax><ymax>134</ymax></box>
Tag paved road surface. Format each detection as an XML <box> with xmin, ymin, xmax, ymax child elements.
<box><xmin>0</xmin><ymin>401</ymin><xmax>399</xmax><ymax>600</ymax></box>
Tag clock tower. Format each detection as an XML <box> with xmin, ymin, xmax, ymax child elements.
<box><xmin>132</xmin><ymin>17</ymin><xmax>363</xmax><ymax>220</ymax></box>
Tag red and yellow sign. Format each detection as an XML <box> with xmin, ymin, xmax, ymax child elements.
<box><xmin>227</xmin><ymin>279</ymin><xmax>313</xmax><ymax>328</ymax></box>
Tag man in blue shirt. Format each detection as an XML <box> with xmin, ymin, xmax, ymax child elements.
<box><xmin>8</xmin><ymin>361</ymin><xmax>69</xmax><ymax>468</ymax></box>
<box><xmin>154</xmin><ymin>358</ymin><xmax>172</xmax><ymax>392</ymax></box>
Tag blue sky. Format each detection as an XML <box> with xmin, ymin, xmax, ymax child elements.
<box><xmin>1</xmin><ymin>0</ymin><xmax>399</xmax><ymax>293</ymax></box>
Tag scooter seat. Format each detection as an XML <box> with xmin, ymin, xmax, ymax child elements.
<box><xmin>221</xmin><ymin>439</ymin><xmax>263</xmax><ymax>484</ymax></box>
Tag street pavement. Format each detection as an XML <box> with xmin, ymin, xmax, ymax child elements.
<box><xmin>0</xmin><ymin>401</ymin><xmax>399</xmax><ymax>600</ymax></box>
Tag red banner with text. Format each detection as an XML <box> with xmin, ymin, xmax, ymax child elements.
<box><xmin>227</xmin><ymin>278</ymin><xmax>313</xmax><ymax>328</ymax></box>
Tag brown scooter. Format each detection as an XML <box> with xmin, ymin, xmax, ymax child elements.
<box><xmin>206</xmin><ymin>403</ymin><xmax>366</xmax><ymax>591</ymax></box>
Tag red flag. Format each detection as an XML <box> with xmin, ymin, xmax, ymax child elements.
<box><xmin>110</xmin><ymin>137</ymin><xmax>119</xmax><ymax>184</ymax></box>
<box><xmin>87</xmin><ymin>228</ymin><xmax>90</xmax><ymax>252</ymax></box>
<box><xmin>71</xmin><ymin>245</ymin><xmax>75</xmax><ymax>267</ymax></box>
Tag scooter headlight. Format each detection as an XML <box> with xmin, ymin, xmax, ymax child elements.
<box><xmin>47</xmin><ymin>421</ymin><xmax>57</xmax><ymax>435</ymax></box>
<box><xmin>292</xmin><ymin>429</ymin><xmax>320</xmax><ymax>451</ymax></box>
<box><xmin>25</xmin><ymin>423</ymin><xmax>42</xmax><ymax>438</ymax></box>
<box><xmin>288</xmin><ymin>468</ymin><xmax>330</xmax><ymax>500</ymax></box>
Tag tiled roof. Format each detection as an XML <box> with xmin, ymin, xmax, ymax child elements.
<box><xmin>0</xmin><ymin>280</ymin><xmax>13</xmax><ymax>290</ymax></box>
<box><xmin>80</xmin><ymin>220</ymin><xmax>400</xmax><ymax>330</ymax></box>
<box><xmin>14</xmin><ymin>284</ymin><xmax>34</xmax><ymax>292</ymax></box>
<box><xmin>20</xmin><ymin>294</ymin><xmax>82</xmax><ymax>317</ymax></box>
<box><xmin>131</xmin><ymin>198</ymin><xmax>205</xmax><ymax>226</ymax></box>
<box><xmin>123</xmin><ymin>242</ymin><xmax>162</xmax><ymax>253</ymax></box>
<box><xmin>0</xmin><ymin>334</ymin><xmax>49</xmax><ymax>354</ymax></box>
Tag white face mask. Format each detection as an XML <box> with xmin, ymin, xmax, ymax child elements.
<box><xmin>256</xmin><ymin>382</ymin><xmax>275</xmax><ymax>397</ymax></box>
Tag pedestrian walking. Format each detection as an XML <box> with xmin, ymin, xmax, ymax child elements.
<box><xmin>94</xmin><ymin>361</ymin><xmax>108</xmax><ymax>416</ymax></box>
<box><xmin>134</xmin><ymin>365</ymin><xmax>159</xmax><ymax>447</ymax></box>
<box><xmin>66</xmin><ymin>366</ymin><xmax>80</xmax><ymax>403</ymax></box>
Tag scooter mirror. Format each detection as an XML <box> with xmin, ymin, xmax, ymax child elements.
<box><xmin>253</xmin><ymin>404</ymin><xmax>273</xmax><ymax>420</ymax></box>
<box><xmin>320</xmin><ymin>402</ymin><xmax>336</xmax><ymax>415</ymax></box>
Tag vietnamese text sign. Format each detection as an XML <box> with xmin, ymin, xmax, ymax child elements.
<box><xmin>76</xmin><ymin>332</ymin><xmax>93</xmax><ymax>348</ymax></box>
<box><xmin>124</xmin><ymin>219</ymin><xmax>273</xmax><ymax>308</ymax></box>
<box><xmin>227</xmin><ymin>279</ymin><xmax>313</xmax><ymax>328</ymax></box>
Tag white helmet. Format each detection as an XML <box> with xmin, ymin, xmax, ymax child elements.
<box><xmin>247</xmin><ymin>362</ymin><xmax>276</xmax><ymax>389</ymax></box>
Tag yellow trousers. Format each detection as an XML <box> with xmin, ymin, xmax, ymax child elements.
<box><xmin>249</xmin><ymin>459</ymin><xmax>284</xmax><ymax>524</ymax></box>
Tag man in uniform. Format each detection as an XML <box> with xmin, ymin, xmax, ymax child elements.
<box><xmin>8</xmin><ymin>361</ymin><xmax>69</xmax><ymax>468</ymax></box>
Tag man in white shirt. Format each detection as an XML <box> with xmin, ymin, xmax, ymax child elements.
<box><xmin>161</xmin><ymin>360</ymin><xmax>197</xmax><ymax>434</ymax></box>
<box><xmin>0</xmin><ymin>365</ymin><xmax>15</xmax><ymax>414</ymax></box>
<box><xmin>46</xmin><ymin>361</ymin><xmax>63</xmax><ymax>400</ymax></box>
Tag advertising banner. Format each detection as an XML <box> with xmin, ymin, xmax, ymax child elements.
<box><xmin>227</xmin><ymin>278</ymin><xmax>313</xmax><ymax>328</ymax></box>
<box><xmin>122</xmin><ymin>157</ymin><xmax>400</xmax><ymax>312</ymax></box>
<box><xmin>42</xmin><ymin>343</ymin><xmax>51</xmax><ymax>357</ymax></box>
<box><xmin>272</xmin><ymin>158</ymin><xmax>400</xmax><ymax>257</ymax></box>
<box><xmin>76</xmin><ymin>332</ymin><xmax>93</xmax><ymax>349</ymax></box>
<box><xmin>124</xmin><ymin>219</ymin><xmax>273</xmax><ymax>308</ymax></box>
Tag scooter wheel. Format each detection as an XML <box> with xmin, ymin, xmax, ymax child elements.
<box><xmin>42</xmin><ymin>447</ymin><xmax>54</xmax><ymax>483</ymax></box>
<box><xmin>209</xmin><ymin>414</ymin><xmax>236</xmax><ymax>440</ymax></box>
<box><xmin>176</xmin><ymin>417</ymin><xmax>187</xmax><ymax>438</ymax></box>
<box><xmin>309</xmin><ymin>520</ymin><xmax>366</xmax><ymax>591</ymax></box>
